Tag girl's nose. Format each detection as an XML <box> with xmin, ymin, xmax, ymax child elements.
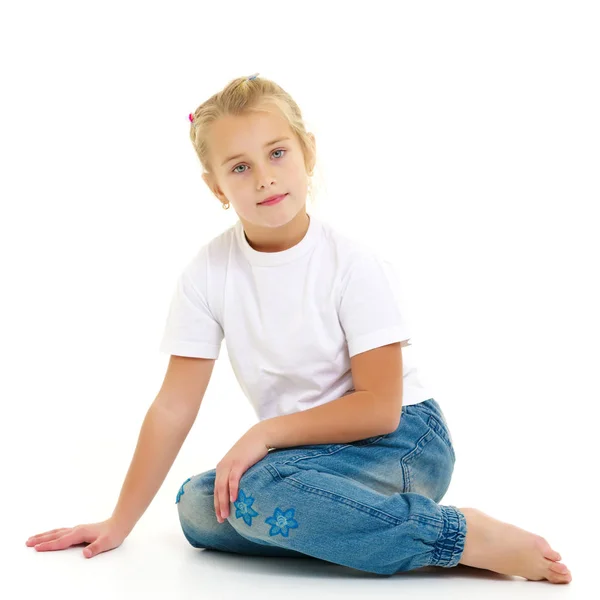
<box><xmin>255</xmin><ymin>168</ymin><xmax>276</xmax><ymax>189</ymax></box>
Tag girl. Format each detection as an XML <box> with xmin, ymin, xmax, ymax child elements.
<box><xmin>26</xmin><ymin>73</ymin><xmax>571</xmax><ymax>584</ymax></box>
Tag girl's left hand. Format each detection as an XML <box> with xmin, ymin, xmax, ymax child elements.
<box><xmin>214</xmin><ymin>423</ymin><xmax>271</xmax><ymax>523</ymax></box>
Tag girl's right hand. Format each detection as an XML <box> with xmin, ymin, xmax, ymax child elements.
<box><xmin>25</xmin><ymin>518</ymin><xmax>129</xmax><ymax>559</ymax></box>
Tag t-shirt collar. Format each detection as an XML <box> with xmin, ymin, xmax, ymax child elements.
<box><xmin>236</xmin><ymin>213</ymin><xmax>320</xmax><ymax>267</ymax></box>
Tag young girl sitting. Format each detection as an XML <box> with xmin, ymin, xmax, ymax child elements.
<box><xmin>26</xmin><ymin>73</ymin><xmax>571</xmax><ymax>585</ymax></box>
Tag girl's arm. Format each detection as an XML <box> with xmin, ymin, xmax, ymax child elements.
<box><xmin>261</xmin><ymin>342</ymin><xmax>404</xmax><ymax>449</ymax></box>
<box><xmin>110</xmin><ymin>356</ymin><xmax>215</xmax><ymax>535</ymax></box>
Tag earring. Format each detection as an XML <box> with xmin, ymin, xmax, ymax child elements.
<box><xmin>223</xmin><ymin>201</ymin><xmax>230</xmax><ymax>210</ymax></box>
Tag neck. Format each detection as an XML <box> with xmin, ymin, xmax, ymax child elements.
<box><xmin>242</xmin><ymin>210</ymin><xmax>310</xmax><ymax>253</ymax></box>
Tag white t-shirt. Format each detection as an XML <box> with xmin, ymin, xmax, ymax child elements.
<box><xmin>159</xmin><ymin>213</ymin><xmax>434</xmax><ymax>421</ymax></box>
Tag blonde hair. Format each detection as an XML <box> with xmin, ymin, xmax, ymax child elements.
<box><xmin>189</xmin><ymin>74</ymin><xmax>319</xmax><ymax>203</ymax></box>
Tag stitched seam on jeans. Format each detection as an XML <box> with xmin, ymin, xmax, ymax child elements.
<box><xmin>268</xmin><ymin>464</ymin><xmax>403</xmax><ymax>525</ymax></box>
<box><xmin>400</xmin><ymin>427</ymin><xmax>434</xmax><ymax>493</ymax></box>
<box><xmin>400</xmin><ymin>428</ymin><xmax>435</xmax><ymax>465</ymax></box>
<box><xmin>427</xmin><ymin>415</ymin><xmax>455</xmax><ymax>456</ymax></box>
<box><xmin>352</xmin><ymin>435</ymin><xmax>386</xmax><ymax>446</ymax></box>
<box><xmin>274</xmin><ymin>434</ymin><xmax>387</xmax><ymax>466</ymax></box>
<box><xmin>277</xmin><ymin>443</ymin><xmax>353</xmax><ymax>465</ymax></box>
<box><xmin>263</xmin><ymin>463</ymin><xmax>443</xmax><ymax>529</ymax></box>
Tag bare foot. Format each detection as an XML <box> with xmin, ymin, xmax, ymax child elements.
<box><xmin>458</xmin><ymin>508</ymin><xmax>572</xmax><ymax>584</ymax></box>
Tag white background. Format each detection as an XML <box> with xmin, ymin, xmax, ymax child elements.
<box><xmin>3</xmin><ymin>0</ymin><xmax>597</xmax><ymax>597</ymax></box>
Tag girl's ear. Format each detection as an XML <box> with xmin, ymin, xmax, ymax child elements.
<box><xmin>202</xmin><ymin>173</ymin><xmax>227</xmax><ymax>203</ymax></box>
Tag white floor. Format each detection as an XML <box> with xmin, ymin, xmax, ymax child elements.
<box><xmin>11</xmin><ymin>526</ymin><xmax>582</xmax><ymax>600</ymax></box>
<box><xmin>11</xmin><ymin>477</ymin><xmax>587</xmax><ymax>599</ymax></box>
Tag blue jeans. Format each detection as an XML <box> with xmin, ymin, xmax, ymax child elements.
<box><xmin>175</xmin><ymin>398</ymin><xmax>466</xmax><ymax>575</ymax></box>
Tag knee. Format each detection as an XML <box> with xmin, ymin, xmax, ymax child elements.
<box><xmin>227</xmin><ymin>471</ymin><xmax>264</xmax><ymax>530</ymax></box>
<box><xmin>176</xmin><ymin>470</ymin><xmax>216</xmax><ymax>526</ymax></box>
<box><xmin>227</xmin><ymin>466</ymin><xmax>297</xmax><ymax>540</ymax></box>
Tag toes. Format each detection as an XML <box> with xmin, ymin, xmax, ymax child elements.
<box><xmin>549</xmin><ymin>562</ymin><xmax>569</xmax><ymax>575</ymax></box>
<box><xmin>550</xmin><ymin>572</ymin><xmax>572</xmax><ymax>584</ymax></box>
<box><xmin>546</xmin><ymin>562</ymin><xmax>572</xmax><ymax>584</ymax></box>
<box><xmin>537</xmin><ymin>537</ymin><xmax>561</xmax><ymax>562</ymax></box>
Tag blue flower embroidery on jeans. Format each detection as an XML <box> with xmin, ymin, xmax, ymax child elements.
<box><xmin>175</xmin><ymin>477</ymin><xmax>191</xmax><ymax>504</ymax></box>
<box><xmin>265</xmin><ymin>507</ymin><xmax>299</xmax><ymax>537</ymax></box>
<box><xmin>234</xmin><ymin>489</ymin><xmax>260</xmax><ymax>526</ymax></box>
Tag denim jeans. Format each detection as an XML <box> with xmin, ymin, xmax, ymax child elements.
<box><xmin>175</xmin><ymin>397</ymin><xmax>466</xmax><ymax>575</ymax></box>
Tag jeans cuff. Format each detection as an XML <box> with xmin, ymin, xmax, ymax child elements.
<box><xmin>431</xmin><ymin>505</ymin><xmax>467</xmax><ymax>568</ymax></box>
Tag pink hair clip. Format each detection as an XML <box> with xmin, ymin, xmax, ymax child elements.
<box><xmin>188</xmin><ymin>113</ymin><xmax>194</xmax><ymax>123</ymax></box>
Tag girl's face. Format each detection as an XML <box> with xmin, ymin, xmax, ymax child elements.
<box><xmin>203</xmin><ymin>109</ymin><xmax>314</xmax><ymax>231</ymax></box>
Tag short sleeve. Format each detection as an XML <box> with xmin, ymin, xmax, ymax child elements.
<box><xmin>338</xmin><ymin>253</ymin><xmax>412</xmax><ymax>358</ymax></box>
<box><xmin>158</xmin><ymin>259</ymin><xmax>224</xmax><ymax>359</ymax></box>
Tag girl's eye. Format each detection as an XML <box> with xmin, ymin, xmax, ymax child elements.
<box><xmin>232</xmin><ymin>148</ymin><xmax>286</xmax><ymax>174</ymax></box>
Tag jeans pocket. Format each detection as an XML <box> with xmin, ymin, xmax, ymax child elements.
<box><xmin>426</xmin><ymin>413</ymin><xmax>456</xmax><ymax>462</ymax></box>
<box><xmin>408</xmin><ymin>399</ymin><xmax>456</xmax><ymax>461</ymax></box>
<box><xmin>400</xmin><ymin>410</ymin><xmax>454</xmax><ymax>500</ymax></box>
